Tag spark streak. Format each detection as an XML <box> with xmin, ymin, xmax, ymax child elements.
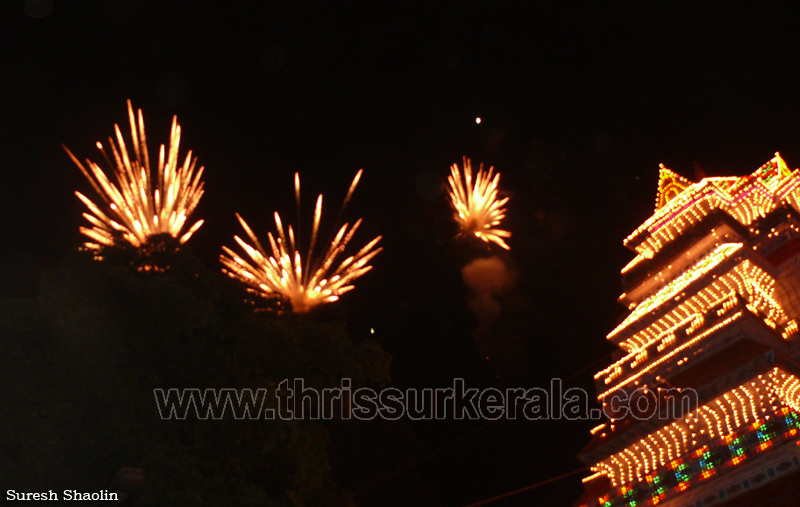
<box><xmin>64</xmin><ymin>100</ymin><xmax>205</xmax><ymax>253</ymax></box>
<box><xmin>447</xmin><ymin>156</ymin><xmax>511</xmax><ymax>250</ymax></box>
<box><xmin>220</xmin><ymin>170</ymin><xmax>382</xmax><ymax>312</ymax></box>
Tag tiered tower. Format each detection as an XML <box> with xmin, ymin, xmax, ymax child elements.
<box><xmin>576</xmin><ymin>154</ymin><xmax>800</xmax><ymax>507</ymax></box>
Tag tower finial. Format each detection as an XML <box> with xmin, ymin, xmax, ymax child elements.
<box><xmin>655</xmin><ymin>165</ymin><xmax>692</xmax><ymax>210</ymax></box>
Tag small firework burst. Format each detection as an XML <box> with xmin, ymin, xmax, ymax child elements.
<box><xmin>447</xmin><ymin>156</ymin><xmax>511</xmax><ymax>250</ymax></box>
<box><xmin>64</xmin><ymin>100</ymin><xmax>205</xmax><ymax>256</ymax></box>
<box><xmin>220</xmin><ymin>170</ymin><xmax>382</xmax><ymax>313</ymax></box>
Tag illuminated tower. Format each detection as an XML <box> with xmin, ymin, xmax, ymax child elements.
<box><xmin>576</xmin><ymin>154</ymin><xmax>800</xmax><ymax>507</ymax></box>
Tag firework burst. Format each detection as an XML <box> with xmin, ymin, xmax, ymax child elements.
<box><xmin>447</xmin><ymin>156</ymin><xmax>511</xmax><ymax>250</ymax></box>
<box><xmin>64</xmin><ymin>100</ymin><xmax>205</xmax><ymax>253</ymax></box>
<box><xmin>220</xmin><ymin>170</ymin><xmax>382</xmax><ymax>313</ymax></box>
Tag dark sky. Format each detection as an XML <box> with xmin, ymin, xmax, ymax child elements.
<box><xmin>5</xmin><ymin>1</ymin><xmax>800</xmax><ymax>505</ymax></box>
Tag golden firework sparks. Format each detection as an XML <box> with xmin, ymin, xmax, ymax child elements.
<box><xmin>447</xmin><ymin>156</ymin><xmax>511</xmax><ymax>250</ymax></box>
<box><xmin>220</xmin><ymin>170</ymin><xmax>382</xmax><ymax>313</ymax></box>
<box><xmin>64</xmin><ymin>100</ymin><xmax>205</xmax><ymax>253</ymax></box>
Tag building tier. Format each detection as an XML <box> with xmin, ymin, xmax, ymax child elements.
<box><xmin>577</xmin><ymin>154</ymin><xmax>800</xmax><ymax>507</ymax></box>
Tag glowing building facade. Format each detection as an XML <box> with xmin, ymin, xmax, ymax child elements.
<box><xmin>576</xmin><ymin>154</ymin><xmax>800</xmax><ymax>507</ymax></box>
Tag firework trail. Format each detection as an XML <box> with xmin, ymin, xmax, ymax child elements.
<box><xmin>220</xmin><ymin>170</ymin><xmax>382</xmax><ymax>313</ymax></box>
<box><xmin>447</xmin><ymin>156</ymin><xmax>510</xmax><ymax>250</ymax></box>
<box><xmin>64</xmin><ymin>100</ymin><xmax>205</xmax><ymax>253</ymax></box>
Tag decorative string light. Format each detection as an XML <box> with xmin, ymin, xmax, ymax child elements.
<box><xmin>625</xmin><ymin>154</ymin><xmax>796</xmax><ymax>259</ymax></box>
<box><xmin>592</xmin><ymin>370</ymin><xmax>800</xmax><ymax>491</ymax></box>
<box><xmin>582</xmin><ymin>155</ymin><xmax>800</xmax><ymax>507</ymax></box>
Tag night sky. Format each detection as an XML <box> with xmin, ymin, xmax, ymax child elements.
<box><xmin>5</xmin><ymin>2</ymin><xmax>800</xmax><ymax>505</ymax></box>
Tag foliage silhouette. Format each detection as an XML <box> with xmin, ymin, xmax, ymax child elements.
<box><xmin>0</xmin><ymin>245</ymin><xmax>413</xmax><ymax>506</ymax></box>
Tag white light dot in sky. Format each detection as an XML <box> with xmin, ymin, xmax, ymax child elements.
<box><xmin>475</xmin><ymin>117</ymin><xmax>482</xmax><ymax>124</ymax></box>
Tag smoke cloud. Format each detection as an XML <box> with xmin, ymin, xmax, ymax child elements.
<box><xmin>461</xmin><ymin>256</ymin><xmax>517</xmax><ymax>324</ymax></box>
